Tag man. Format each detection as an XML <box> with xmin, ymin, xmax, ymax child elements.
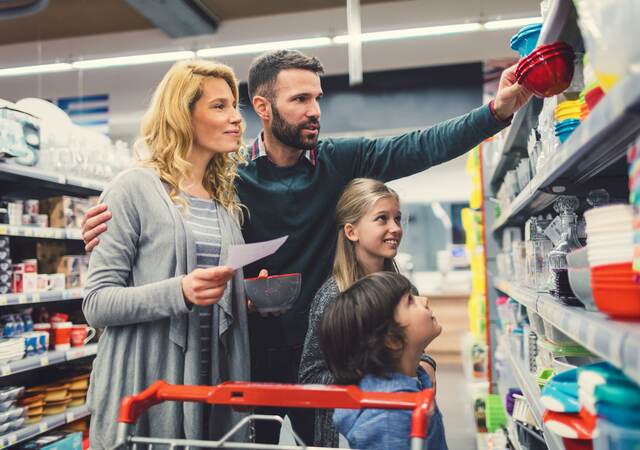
<box><xmin>82</xmin><ymin>50</ymin><xmax>531</xmax><ymax>444</ymax></box>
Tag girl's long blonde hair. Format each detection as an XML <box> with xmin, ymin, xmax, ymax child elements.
<box><xmin>333</xmin><ymin>178</ymin><xmax>400</xmax><ymax>291</ymax></box>
<box><xmin>138</xmin><ymin>59</ymin><xmax>245</xmax><ymax>219</ymax></box>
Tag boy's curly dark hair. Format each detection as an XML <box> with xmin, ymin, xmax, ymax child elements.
<box><xmin>319</xmin><ymin>272</ymin><xmax>412</xmax><ymax>385</ymax></box>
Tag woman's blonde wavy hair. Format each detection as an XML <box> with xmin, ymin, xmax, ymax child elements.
<box><xmin>138</xmin><ymin>59</ymin><xmax>245</xmax><ymax>219</ymax></box>
<box><xmin>333</xmin><ymin>178</ymin><xmax>400</xmax><ymax>291</ymax></box>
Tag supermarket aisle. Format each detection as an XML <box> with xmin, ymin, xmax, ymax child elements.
<box><xmin>437</xmin><ymin>363</ymin><xmax>477</xmax><ymax>450</ymax></box>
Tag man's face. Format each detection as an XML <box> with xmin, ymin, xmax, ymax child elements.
<box><xmin>269</xmin><ymin>69</ymin><xmax>323</xmax><ymax>150</ymax></box>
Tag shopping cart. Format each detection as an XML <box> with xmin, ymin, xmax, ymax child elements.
<box><xmin>112</xmin><ymin>380</ymin><xmax>435</xmax><ymax>450</ymax></box>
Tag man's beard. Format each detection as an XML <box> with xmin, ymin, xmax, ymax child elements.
<box><xmin>271</xmin><ymin>105</ymin><xmax>320</xmax><ymax>150</ymax></box>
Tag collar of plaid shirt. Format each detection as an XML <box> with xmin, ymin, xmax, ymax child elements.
<box><xmin>250</xmin><ymin>132</ymin><xmax>316</xmax><ymax>166</ymax></box>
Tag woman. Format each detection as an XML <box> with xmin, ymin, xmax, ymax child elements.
<box><xmin>83</xmin><ymin>59</ymin><xmax>250</xmax><ymax>448</ymax></box>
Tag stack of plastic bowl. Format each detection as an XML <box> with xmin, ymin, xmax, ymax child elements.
<box><xmin>554</xmin><ymin>100</ymin><xmax>583</xmax><ymax>143</ymax></box>
<box><xmin>510</xmin><ymin>23</ymin><xmax>543</xmax><ymax>57</ymax></box>
<box><xmin>583</xmin><ymin>82</ymin><xmax>605</xmax><ymax>110</ymax></box>
<box><xmin>516</xmin><ymin>41</ymin><xmax>576</xmax><ymax>97</ymax></box>
<box><xmin>584</xmin><ymin>204</ymin><xmax>640</xmax><ymax>319</ymax></box>
<box><xmin>578</xmin><ymin>90</ymin><xmax>590</xmax><ymax>121</ymax></box>
<box><xmin>627</xmin><ymin>139</ymin><xmax>640</xmax><ymax>281</ymax></box>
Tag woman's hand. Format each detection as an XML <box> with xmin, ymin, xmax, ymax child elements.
<box><xmin>182</xmin><ymin>266</ymin><xmax>234</xmax><ymax>306</ymax></box>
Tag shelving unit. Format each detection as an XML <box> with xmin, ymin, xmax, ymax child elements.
<box><xmin>0</xmin><ymin>289</ymin><xmax>84</xmax><ymax>306</ymax></box>
<box><xmin>0</xmin><ymin>162</ymin><xmax>104</xmax><ymax>197</ymax></box>
<box><xmin>0</xmin><ymin>404</ymin><xmax>90</xmax><ymax>449</ymax></box>
<box><xmin>0</xmin><ymin>344</ymin><xmax>98</xmax><ymax>378</ymax></box>
<box><xmin>0</xmin><ymin>160</ymin><xmax>101</xmax><ymax>447</ymax></box>
<box><xmin>495</xmin><ymin>280</ymin><xmax>640</xmax><ymax>384</ymax></box>
<box><xmin>0</xmin><ymin>225</ymin><xmax>82</xmax><ymax>240</ymax></box>
<box><xmin>479</xmin><ymin>2</ymin><xmax>640</xmax><ymax>450</ymax></box>
<box><xmin>492</xmin><ymin>70</ymin><xmax>640</xmax><ymax>232</ymax></box>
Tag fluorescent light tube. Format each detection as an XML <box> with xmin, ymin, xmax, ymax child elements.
<box><xmin>484</xmin><ymin>17</ymin><xmax>542</xmax><ymax>30</ymax></box>
<box><xmin>334</xmin><ymin>22</ymin><xmax>482</xmax><ymax>44</ymax></box>
<box><xmin>0</xmin><ymin>63</ymin><xmax>72</xmax><ymax>77</ymax></box>
<box><xmin>197</xmin><ymin>37</ymin><xmax>332</xmax><ymax>58</ymax></box>
<box><xmin>72</xmin><ymin>50</ymin><xmax>195</xmax><ymax>70</ymax></box>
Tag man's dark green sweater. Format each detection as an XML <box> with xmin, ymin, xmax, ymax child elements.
<box><xmin>238</xmin><ymin>103</ymin><xmax>506</xmax><ymax>348</ymax></box>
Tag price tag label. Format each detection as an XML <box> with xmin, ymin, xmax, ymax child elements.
<box><xmin>32</xmin><ymin>293</ymin><xmax>40</xmax><ymax>303</ymax></box>
<box><xmin>58</xmin><ymin>175</ymin><xmax>66</xmax><ymax>184</ymax></box>
<box><xmin>544</xmin><ymin>216</ymin><xmax>563</xmax><ymax>246</ymax></box>
<box><xmin>67</xmin><ymin>348</ymin><xmax>85</xmax><ymax>360</ymax></box>
<box><xmin>24</xmin><ymin>228</ymin><xmax>34</xmax><ymax>237</ymax></box>
<box><xmin>0</xmin><ymin>226</ymin><xmax>6</xmax><ymax>234</ymax></box>
<box><xmin>66</xmin><ymin>412</ymin><xmax>75</xmax><ymax>423</ymax></box>
<box><xmin>0</xmin><ymin>296</ymin><xmax>7</xmax><ymax>306</ymax></box>
<box><xmin>39</xmin><ymin>423</ymin><xmax>48</xmax><ymax>433</ymax></box>
<box><xmin>18</xmin><ymin>295</ymin><xmax>27</xmax><ymax>304</ymax></box>
<box><xmin>7</xmin><ymin>434</ymin><xmax>16</xmax><ymax>445</ymax></box>
<box><xmin>1</xmin><ymin>365</ymin><xmax>11</xmax><ymax>376</ymax></box>
<box><xmin>40</xmin><ymin>356</ymin><xmax>49</xmax><ymax>367</ymax></box>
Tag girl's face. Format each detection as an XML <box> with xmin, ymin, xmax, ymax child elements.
<box><xmin>191</xmin><ymin>77</ymin><xmax>243</xmax><ymax>155</ymax></box>
<box><xmin>394</xmin><ymin>293</ymin><xmax>442</xmax><ymax>349</ymax></box>
<box><xmin>346</xmin><ymin>196</ymin><xmax>403</xmax><ymax>264</ymax></box>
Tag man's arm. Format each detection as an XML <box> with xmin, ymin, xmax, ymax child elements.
<box><xmin>336</xmin><ymin>64</ymin><xmax>531</xmax><ymax>182</ymax></box>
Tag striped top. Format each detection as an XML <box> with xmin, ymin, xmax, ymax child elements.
<box><xmin>183</xmin><ymin>194</ymin><xmax>221</xmax><ymax>383</ymax></box>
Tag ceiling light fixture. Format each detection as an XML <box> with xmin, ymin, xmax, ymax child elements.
<box><xmin>333</xmin><ymin>22</ymin><xmax>483</xmax><ymax>44</ymax></box>
<box><xmin>0</xmin><ymin>62</ymin><xmax>72</xmax><ymax>78</ymax></box>
<box><xmin>483</xmin><ymin>16</ymin><xmax>542</xmax><ymax>30</ymax></box>
<box><xmin>71</xmin><ymin>50</ymin><xmax>196</xmax><ymax>70</ymax></box>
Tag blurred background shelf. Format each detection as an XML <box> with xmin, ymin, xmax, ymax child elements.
<box><xmin>0</xmin><ymin>225</ymin><xmax>82</xmax><ymax>240</ymax></box>
<box><xmin>0</xmin><ymin>289</ymin><xmax>84</xmax><ymax>306</ymax></box>
<box><xmin>0</xmin><ymin>404</ymin><xmax>89</xmax><ymax>449</ymax></box>
<box><xmin>0</xmin><ymin>162</ymin><xmax>104</xmax><ymax>197</ymax></box>
<box><xmin>0</xmin><ymin>344</ymin><xmax>97</xmax><ymax>378</ymax></box>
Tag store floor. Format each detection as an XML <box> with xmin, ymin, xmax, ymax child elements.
<box><xmin>278</xmin><ymin>361</ymin><xmax>477</xmax><ymax>449</ymax></box>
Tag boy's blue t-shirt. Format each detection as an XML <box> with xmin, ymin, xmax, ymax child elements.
<box><xmin>333</xmin><ymin>367</ymin><xmax>448</xmax><ymax>450</ymax></box>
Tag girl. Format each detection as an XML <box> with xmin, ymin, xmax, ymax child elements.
<box><xmin>320</xmin><ymin>272</ymin><xmax>447</xmax><ymax>450</ymax></box>
<box><xmin>299</xmin><ymin>178</ymin><xmax>436</xmax><ymax>446</ymax></box>
<box><xmin>83</xmin><ymin>60</ymin><xmax>250</xmax><ymax>448</ymax></box>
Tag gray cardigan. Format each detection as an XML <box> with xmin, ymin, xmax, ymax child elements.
<box><xmin>83</xmin><ymin>167</ymin><xmax>250</xmax><ymax>449</ymax></box>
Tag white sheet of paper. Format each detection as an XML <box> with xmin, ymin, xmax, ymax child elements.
<box><xmin>226</xmin><ymin>236</ymin><xmax>288</xmax><ymax>270</ymax></box>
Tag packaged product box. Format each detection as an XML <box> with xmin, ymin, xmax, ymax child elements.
<box><xmin>56</xmin><ymin>255</ymin><xmax>89</xmax><ymax>288</ymax></box>
<box><xmin>36</xmin><ymin>241</ymin><xmax>67</xmax><ymax>274</ymax></box>
<box><xmin>39</xmin><ymin>197</ymin><xmax>73</xmax><ymax>229</ymax></box>
<box><xmin>18</xmin><ymin>431</ymin><xmax>82</xmax><ymax>450</ymax></box>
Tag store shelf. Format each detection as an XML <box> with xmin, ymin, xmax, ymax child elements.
<box><xmin>495</xmin><ymin>279</ymin><xmax>640</xmax><ymax>385</ymax></box>
<box><xmin>0</xmin><ymin>289</ymin><xmax>84</xmax><ymax>306</ymax></box>
<box><xmin>0</xmin><ymin>404</ymin><xmax>89</xmax><ymax>449</ymax></box>
<box><xmin>0</xmin><ymin>344</ymin><xmax>97</xmax><ymax>378</ymax></box>
<box><xmin>0</xmin><ymin>162</ymin><xmax>104</xmax><ymax>197</ymax></box>
<box><xmin>0</xmin><ymin>225</ymin><xmax>82</xmax><ymax>240</ymax></box>
<box><xmin>492</xmin><ymin>72</ymin><xmax>640</xmax><ymax>232</ymax></box>
<box><xmin>503</xmin><ymin>336</ymin><xmax>564</xmax><ymax>450</ymax></box>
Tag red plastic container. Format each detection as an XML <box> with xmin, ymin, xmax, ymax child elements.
<box><xmin>592</xmin><ymin>285</ymin><xmax>640</xmax><ymax>319</ymax></box>
<box><xmin>584</xmin><ymin>86</ymin><xmax>605</xmax><ymax>110</ymax></box>
<box><xmin>515</xmin><ymin>41</ymin><xmax>575</xmax><ymax>97</ymax></box>
<box><xmin>563</xmin><ymin>438</ymin><xmax>593</xmax><ymax>450</ymax></box>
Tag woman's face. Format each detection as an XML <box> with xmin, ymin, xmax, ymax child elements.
<box><xmin>191</xmin><ymin>77</ymin><xmax>243</xmax><ymax>155</ymax></box>
<box><xmin>346</xmin><ymin>196</ymin><xmax>403</xmax><ymax>263</ymax></box>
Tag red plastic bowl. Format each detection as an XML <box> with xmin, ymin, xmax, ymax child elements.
<box><xmin>516</xmin><ymin>48</ymin><xmax>573</xmax><ymax>76</ymax></box>
<box><xmin>592</xmin><ymin>262</ymin><xmax>634</xmax><ymax>276</ymax></box>
<box><xmin>592</xmin><ymin>285</ymin><xmax>640</xmax><ymax>319</ymax></box>
<box><xmin>516</xmin><ymin>50</ymin><xmax>574</xmax><ymax>80</ymax></box>
<box><xmin>518</xmin><ymin>54</ymin><xmax>575</xmax><ymax>97</ymax></box>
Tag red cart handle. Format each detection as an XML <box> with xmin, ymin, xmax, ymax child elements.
<box><xmin>119</xmin><ymin>381</ymin><xmax>434</xmax><ymax>439</ymax></box>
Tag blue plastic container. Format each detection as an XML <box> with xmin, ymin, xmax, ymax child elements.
<box><xmin>510</xmin><ymin>23</ymin><xmax>543</xmax><ymax>57</ymax></box>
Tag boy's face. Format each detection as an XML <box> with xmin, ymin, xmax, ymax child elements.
<box><xmin>394</xmin><ymin>293</ymin><xmax>442</xmax><ymax>350</ymax></box>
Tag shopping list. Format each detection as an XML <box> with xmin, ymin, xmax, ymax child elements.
<box><xmin>226</xmin><ymin>236</ymin><xmax>288</xmax><ymax>270</ymax></box>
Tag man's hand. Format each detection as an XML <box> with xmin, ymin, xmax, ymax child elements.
<box><xmin>182</xmin><ymin>266</ymin><xmax>234</xmax><ymax>306</ymax></box>
<box><xmin>493</xmin><ymin>63</ymin><xmax>534</xmax><ymax>121</ymax></box>
<box><xmin>82</xmin><ymin>204</ymin><xmax>112</xmax><ymax>252</ymax></box>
